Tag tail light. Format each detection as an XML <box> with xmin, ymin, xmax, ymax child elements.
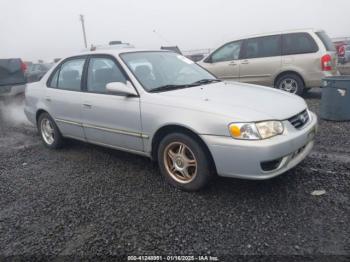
<box><xmin>321</xmin><ymin>54</ymin><xmax>332</xmax><ymax>71</ymax></box>
<box><xmin>20</xmin><ymin>61</ymin><xmax>27</xmax><ymax>73</ymax></box>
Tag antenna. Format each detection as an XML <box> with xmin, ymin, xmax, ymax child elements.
<box><xmin>79</xmin><ymin>14</ymin><xmax>88</xmax><ymax>48</ymax></box>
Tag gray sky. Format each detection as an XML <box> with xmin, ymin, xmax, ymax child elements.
<box><xmin>1</xmin><ymin>0</ymin><xmax>349</xmax><ymax>62</ymax></box>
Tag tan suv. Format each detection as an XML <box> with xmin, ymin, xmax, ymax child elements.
<box><xmin>199</xmin><ymin>29</ymin><xmax>338</xmax><ymax>95</ymax></box>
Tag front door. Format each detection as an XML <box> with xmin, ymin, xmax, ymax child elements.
<box><xmin>81</xmin><ymin>56</ymin><xmax>144</xmax><ymax>152</ymax></box>
<box><xmin>201</xmin><ymin>40</ymin><xmax>242</xmax><ymax>81</ymax></box>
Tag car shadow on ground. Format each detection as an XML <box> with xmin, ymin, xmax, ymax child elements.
<box><xmin>303</xmin><ymin>88</ymin><xmax>322</xmax><ymax>99</ymax></box>
<box><xmin>65</xmin><ymin>138</ymin><xmax>299</xmax><ymax>200</ymax></box>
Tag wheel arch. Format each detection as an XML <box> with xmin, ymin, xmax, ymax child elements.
<box><xmin>274</xmin><ymin>70</ymin><xmax>306</xmax><ymax>88</ymax></box>
<box><xmin>35</xmin><ymin>109</ymin><xmax>49</xmax><ymax>124</ymax></box>
<box><xmin>151</xmin><ymin>124</ymin><xmax>217</xmax><ymax>173</ymax></box>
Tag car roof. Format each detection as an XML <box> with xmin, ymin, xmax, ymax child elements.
<box><xmin>229</xmin><ymin>28</ymin><xmax>324</xmax><ymax>41</ymax></box>
<box><xmin>78</xmin><ymin>48</ymin><xmax>170</xmax><ymax>57</ymax></box>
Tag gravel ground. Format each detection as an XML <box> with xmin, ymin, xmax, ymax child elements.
<box><xmin>0</xmin><ymin>89</ymin><xmax>349</xmax><ymax>261</ymax></box>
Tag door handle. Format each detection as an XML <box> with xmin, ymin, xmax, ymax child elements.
<box><xmin>229</xmin><ymin>61</ymin><xmax>237</xmax><ymax>66</ymax></box>
<box><xmin>83</xmin><ymin>103</ymin><xmax>92</xmax><ymax>109</ymax></box>
<box><xmin>241</xmin><ymin>60</ymin><xmax>249</xmax><ymax>64</ymax></box>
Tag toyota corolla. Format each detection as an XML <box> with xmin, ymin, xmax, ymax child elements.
<box><xmin>24</xmin><ymin>49</ymin><xmax>317</xmax><ymax>191</ymax></box>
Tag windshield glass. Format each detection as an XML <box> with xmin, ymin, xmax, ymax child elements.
<box><xmin>120</xmin><ymin>51</ymin><xmax>216</xmax><ymax>91</ymax></box>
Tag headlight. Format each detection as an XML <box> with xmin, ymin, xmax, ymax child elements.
<box><xmin>229</xmin><ymin>123</ymin><xmax>260</xmax><ymax>140</ymax></box>
<box><xmin>256</xmin><ymin>121</ymin><xmax>284</xmax><ymax>139</ymax></box>
<box><xmin>229</xmin><ymin>121</ymin><xmax>284</xmax><ymax>140</ymax></box>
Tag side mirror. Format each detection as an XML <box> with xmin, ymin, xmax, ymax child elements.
<box><xmin>106</xmin><ymin>81</ymin><xmax>138</xmax><ymax>97</ymax></box>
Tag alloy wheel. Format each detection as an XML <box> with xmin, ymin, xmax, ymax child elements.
<box><xmin>163</xmin><ymin>142</ymin><xmax>198</xmax><ymax>184</ymax></box>
<box><xmin>278</xmin><ymin>78</ymin><xmax>298</xmax><ymax>93</ymax></box>
<box><xmin>41</xmin><ymin>118</ymin><xmax>55</xmax><ymax>145</ymax></box>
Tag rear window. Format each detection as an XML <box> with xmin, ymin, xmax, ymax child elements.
<box><xmin>282</xmin><ymin>33</ymin><xmax>318</xmax><ymax>55</ymax></box>
<box><xmin>316</xmin><ymin>31</ymin><xmax>336</xmax><ymax>51</ymax></box>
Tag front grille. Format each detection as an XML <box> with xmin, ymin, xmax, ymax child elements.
<box><xmin>288</xmin><ymin>109</ymin><xmax>309</xmax><ymax>129</ymax></box>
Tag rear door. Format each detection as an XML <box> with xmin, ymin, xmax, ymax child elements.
<box><xmin>239</xmin><ymin>35</ymin><xmax>282</xmax><ymax>86</ymax></box>
<box><xmin>45</xmin><ymin>57</ymin><xmax>86</xmax><ymax>139</ymax></box>
<box><xmin>200</xmin><ymin>41</ymin><xmax>242</xmax><ymax>81</ymax></box>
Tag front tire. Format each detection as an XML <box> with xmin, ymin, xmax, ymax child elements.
<box><xmin>158</xmin><ymin>133</ymin><xmax>214</xmax><ymax>191</ymax></box>
<box><xmin>37</xmin><ymin>112</ymin><xmax>64</xmax><ymax>149</ymax></box>
<box><xmin>275</xmin><ymin>73</ymin><xmax>304</xmax><ymax>96</ymax></box>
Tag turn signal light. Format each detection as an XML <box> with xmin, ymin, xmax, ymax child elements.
<box><xmin>229</xmin><ymin>125</ymin><xmax>241</xmax><ymax>137</ymax></box>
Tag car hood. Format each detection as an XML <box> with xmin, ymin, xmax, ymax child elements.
<box><xmin>148</xmin><ymin>81</ymin><xmax>307</xmax><ymax>121</ymax></box>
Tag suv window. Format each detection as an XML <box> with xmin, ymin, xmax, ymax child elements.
<box><xmin>243</xmin><ymin>35</ymin><xmax>281</xmax><ymax>59</ymax></box>
<box><xmin>282</xmin><ymin>33</ymin><xmax>318</xmax><ymax>55</ymax></box>
<box><xmin>49</xmin><ymin>58</ymin><xmax>85</xmax><ymax>90</ymax></box>
<box><xmin>210</xmin><ymin>41</ymin><xmax>242</xmax><ymax>63</ymax></box>
<box><xmin>316</xmin><ymin>31</ymin><xmax>336</xmax><ymax>51</ymax></box>
<box><xmin>87</xmin><ymin>57</ymin><xmax>127</xmax><ymax>93</ymax></box>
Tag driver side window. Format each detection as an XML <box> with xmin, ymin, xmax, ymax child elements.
<box><xmin>211</xmin><ymin>41</ymin><xmax>242</xmax><ymax>63</ymax></box>
<box><xmin>87</xmin><ymin>57</ymin><xmax>127</xmax><ymax>93</ymax></box>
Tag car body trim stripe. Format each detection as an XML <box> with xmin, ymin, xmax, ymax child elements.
<box><xmin>55</xmin><ymin>118</ymin><xmax>149</xmax><ymax>139</ymax></box>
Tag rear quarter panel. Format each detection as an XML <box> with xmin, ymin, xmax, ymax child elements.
<box><xmin>277</xmin><ymin>31</ymin><xmax>338</xmax><ymax>88</ymax></box>
<box><xmin>24</xmin><ymin>81</ymin><xmax>47</xmax><ymax>125</ymax></box>
<box><xmin>279</xmin><ymin>52</ymin><xmax>323</xmax><ymax>87</ymax></box>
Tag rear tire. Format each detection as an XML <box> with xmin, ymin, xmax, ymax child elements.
<box><xmin>158</xmin><ymin>133</ymin><xmax>214</xmax><ymax>191</ymax></box>
<box><xmin>37</xmin><ymin>112</ymin><xmax>64</xmax><ymax>149</ymax></box>
<box><xmin>275</xmin><ymin>73</ymin><xmax>304</xmax><ymax>96</ymax></box>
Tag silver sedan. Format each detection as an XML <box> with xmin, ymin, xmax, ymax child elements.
<box><xmin>24</xmin><ymin>49</ymin><xmax>317</xmax><ymax>191</ymax></box>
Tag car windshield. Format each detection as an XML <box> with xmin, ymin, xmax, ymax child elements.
<box><xmin>120</xmin><ymin>51</ymin><xmax>217</xmax><ymax>92</ymax></box>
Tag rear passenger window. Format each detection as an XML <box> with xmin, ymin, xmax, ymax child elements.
<box><xmin>243</xmin><ymin>35</ymin><xmax>281</xmax><ymax>59</ymax></box>
<box><xmin>87</xmin><ymin>57</ymin><xmax>127</xmax><ymax>93</ymax></box>
<box><xmin>48</xmin><ymin>58</ymin><xmax>85</xmax><ymax>90</ymax></box>
<box><xmin>282</xmin><ymin>33</ymin><xmax>318</xmax><ymax>55</ymax></box>
<box><xmin>57</xmin><ymin>59</ymin><xmax>85</xmax><ymax>91</ymax></box>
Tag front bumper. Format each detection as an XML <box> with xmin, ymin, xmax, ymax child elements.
<box><xmin>202</xmin><ymin>111</ymin><xmax>318</xmax><ymax>180</ymax></box>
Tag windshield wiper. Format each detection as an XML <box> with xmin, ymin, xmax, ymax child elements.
<box><xmin>149</xmin><ymin>84</ymin><xmax>197</xmax><ymax>93</ymax></box>
<box><xmin>190</xmin><ymin>79</ymin><xmax>221</xmax><ymax>85</ymax></box>
<box><xmin>149</xmin><ymin>79</ymin><xmax>221</xmax><ymax>93</ymax></box>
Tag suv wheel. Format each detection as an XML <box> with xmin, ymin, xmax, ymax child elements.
<box><xmin>38</xmin><ymin>112</ymin><xmax>64</xmax><ymax>149</ymax></box>
<box><xmin>158</xmin><ymin>133</ymin><xmax>213</xmax><ymax>191</ymax></box>
<box><xmin>275</xmin><ymin>73</ymin><xmax>304</xmax><ymax>95</ymax></box>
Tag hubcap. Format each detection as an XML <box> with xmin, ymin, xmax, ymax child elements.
<box><xmin>41</xmin><ymin>118</ymin><xmax>55</xmax><ymax>145</ymax></box>
<box><xmin>278</xmin><ymin>78</ymin><xmax>298</xmax><ymax>94</ymax></box>
<box><xmin>163</xmin><ymin>142</ymin><xmax>197</xmax><ymax>184</ymax></box>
